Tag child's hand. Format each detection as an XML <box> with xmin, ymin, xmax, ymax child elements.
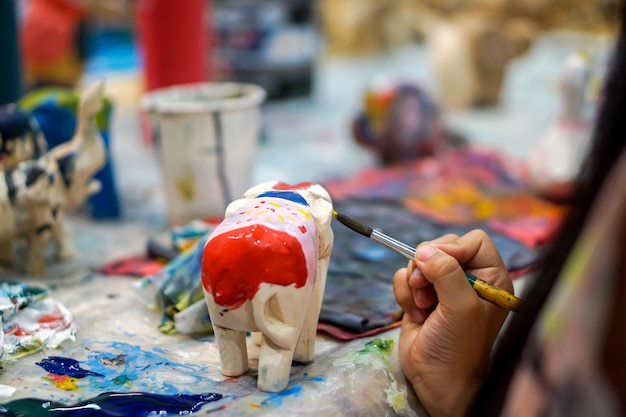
<box><xmin>393</xmin><ymin>229</ymin><xmax>513</xmax><ymax>417</ymax></box>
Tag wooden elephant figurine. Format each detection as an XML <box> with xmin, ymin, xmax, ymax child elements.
<box><xmin>0</xmin><ymin>80</ymin><xmax>106</xmax><ymax>274</ymax></box>
<box><xmin>202</xmin><ymin>181</ymin><xmax>334</xmax><ymax>392</ymax></box>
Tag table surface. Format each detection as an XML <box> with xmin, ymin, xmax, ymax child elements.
<box><xmin>0</xmin><ymin>31</ymin><xmax>610</xmax><ymax>416</ymax></box>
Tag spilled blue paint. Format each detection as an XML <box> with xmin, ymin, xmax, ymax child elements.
<box><xmin>0</xmin><ymin>391</ymin><xmax>223</xmax><ymax>416</ymax></box>
<box><xmin>260</xmin><ymin>384</ymin><xmax>303</xmax><ymax>408</ymax></box>
<box><xmin>19</xmin><ymin>341</ymin><xmax>329</xmax><ymax>415</ymax></box>
<box><xmin>77</xmin><ymin>341</ymin><xmax>217</xmax><ymax>395</ymax></box>
<box><xmin>260</xmin><ymin>374</ymin><xmax>326</xmax><ymax>408</ymax></box>
<box><xmin>48</xmin><ymin>341</ymin><xmax>227</xmax><ymax>397</ymax></box>
<box><xmin>36</xmin><ymin>357</ymin><xmax>104</xmax><ymax>378</ymax></box>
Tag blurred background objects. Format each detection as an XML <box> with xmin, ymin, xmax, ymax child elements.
<box><xmin>0</xmin><ymin>0</ymin><xmax>617</xmax><ymax>226</ymax></box>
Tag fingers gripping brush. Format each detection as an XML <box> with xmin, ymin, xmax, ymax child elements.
<box><xmin>332</xmin><ymin>209</ymin><xmax>521</xmax><ymax>311</ymax></box>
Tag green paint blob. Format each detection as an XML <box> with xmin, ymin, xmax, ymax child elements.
<box><xmin>351</xmin><ymin>338</ymin><xmax>411</xmax><ymax>415</ymax></box>
<box><xmin>344</xmin><ymin>338</ymin><xmax>395</xmax><ymax>369</ymax></box>
<box><xmin>358</xmin><ymin>338</ymin><xmax>394</xmax><ymax>359</ymax></box>
<box><xmin>113</xmin><ymin>374</ymin><xmax>132</xmax><ymax>386</ymax></box>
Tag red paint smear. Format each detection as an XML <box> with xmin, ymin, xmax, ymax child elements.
<box><xmin>48</xmin><ymin>374</ymin><xmax>69</xmax><ymax>383</ymax></box>
<box><xmin>95</xmin><ymin>255</ymin><xmax>165</xmax><ymax>277</ymax></box>
<box><xmin>272</xmin><ymin>182</ymin><xmax>314</xmax><ymax>191</ymax></box>
<box><xmin>201</xmin><ymin>216</ymin><xmax>225</xmax><ymax>225</ymax></box>
<box><xmin>7</xmin><ymin>325</ymin><xmax>30</xmax><ymax>336</ymax></box>
<box><xmin>202</xmin><ymin>225</ymin><xmax>308</xmax><ymax>310</ymax></box>
<box><xmin>38</xmin><ymin>314</ymin><xmax>64</xmax><ymax>323</ymax></box>
<box><xmin>298</xmin><ymin>225</ymin><xmax>307</xmax><ymax>234</ymax></box>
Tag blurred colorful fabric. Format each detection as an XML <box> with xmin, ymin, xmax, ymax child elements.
<box><xmin>325</xmin><ymin>147</ymin><xmax>565</xmax><ymax>247</ymax></box>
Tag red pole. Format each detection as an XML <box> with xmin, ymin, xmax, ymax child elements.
<box><xmin>136</xmin><ymin>0</ymin><xmax>209</xmax><ymax>91</ymax></box>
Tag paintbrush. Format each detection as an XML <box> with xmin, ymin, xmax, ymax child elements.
<box><xmin>332</xmin><ymin>210</ymin><xmax>521</xmax><ymax>311</ymax></box>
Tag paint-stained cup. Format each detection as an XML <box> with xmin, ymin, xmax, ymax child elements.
<box><xmin>140</xmin><ymin>82</ymin><xmax>266</xmax><ymax>225</ymax></box>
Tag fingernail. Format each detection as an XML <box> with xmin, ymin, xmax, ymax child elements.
<box><xmin>410</xmin><ymin>267</ymin><xmax>423</xmax><ymax>280</ymax></box>
<box><xmin>416</xmin><ymin>245</ymin><xmax>438</xmax><ymax>261</ymax></box>
<box><xmin>408</xmin><ymin>267</ymin><xmax>423</xmax><ymax>287</ymax></box>
<box><xmin>410</xmin><ymin>307</ymin><xmax>425</xmax><ymax>323</ymax></box>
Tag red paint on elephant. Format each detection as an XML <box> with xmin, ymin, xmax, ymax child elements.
<box><xmin>202</xmin><ymin>224</ymin><xmax>309</xmax><ymax>310</ymax></box>
<box><xmin>272</xmin><ymin>182</ymin><xmax>315</xmax><ymax>191</ymax></box>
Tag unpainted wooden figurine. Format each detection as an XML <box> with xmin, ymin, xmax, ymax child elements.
<box><xmin>201</xmin><ymin>181</ymin><xmax>334</xmax><ymax>392</ymax></box>
<box><xmin>0</xmin><ymin>80</ymin><xmax>107</xmax><ymax>274</ymax></box>
<box><xmin>427</xmin><ymin>14</ymin><xmax>534</xmax><ymax>108</ymax></box>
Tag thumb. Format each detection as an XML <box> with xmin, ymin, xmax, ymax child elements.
<box><xmin>414</xmin><ymin>244</ymin><xmax>476</xmax><ymax>309</ymax></box>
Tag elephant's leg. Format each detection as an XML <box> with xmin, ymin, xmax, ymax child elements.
<box><xmin>294</xmin><ymin>260</ymin><xmax>329</xmax><ymax>363</ymax></box>
<box><xmin>293</xmin><ymin>294</ymin><xmax>321</xmax><ymax>363</ymax></box>
<box><xmin>213</xmin><ymin>324</ymin><xmax>248</xmax><ymax>377</ymax></box>
<box><xmin>253</xmin><ymin>286</ymin><xmax>312</xmax><ymax>391</ymax></box>
<box><xmin>258</xmin><ymin>335</ymin><xmax>297</xmax><ymax>392</ymax></box>
<box><xmin>24</xmin><ymin>234</ymin><xmax>47</xmax><ymax>275</ymax></box>
<box><xmin>52</xmin><ymin>214</ymin><xmax>75</xmax><ymax>261</ymax></box>
<box><xmin>0</xmin><ymin>241</ymin><xmax>14</xmax><ymax>265</ymax></box>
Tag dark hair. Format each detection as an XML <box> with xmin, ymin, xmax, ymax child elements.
<box><xmin>469</xmin><ymin>2</ymin><xmax>626</xmax><ymax>415</ymax></box>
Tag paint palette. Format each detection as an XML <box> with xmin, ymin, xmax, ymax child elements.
<box><xmin>0</xmin><ymin>273</ymin><xmax>421</xmax><ymax>416</ymax></box>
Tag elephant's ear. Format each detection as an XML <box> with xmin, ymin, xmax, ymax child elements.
<box><xmin>307</xmin><ymin>188</ymin><xmax>334</xmax><ymax>258</ymax></box>
<box><xmin>303</xmin><ymin>183</ymin><xmax>333</xmax><ymax>229</ymax></box>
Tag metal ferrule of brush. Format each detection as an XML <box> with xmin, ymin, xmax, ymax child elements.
<box><xmin>370</xmin><ymin>229</ymin><xmax>416</xmax><ymax>261</ymax></box>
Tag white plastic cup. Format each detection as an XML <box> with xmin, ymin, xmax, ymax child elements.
<box><xmin>140</xmin><ymin>82</ymin><xmax>266</xmax><ymax>225</ymax></box>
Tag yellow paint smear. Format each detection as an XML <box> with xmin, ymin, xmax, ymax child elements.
<box><xmin>45</xmin><ymin>374</ymin><xmax>79</xmax><ymax>391</ymax></box>
<box><xmin>297</xmin><ymin>208</ymin><xmax>310</xmax><ymax>219</ymax></box>
<box><xmin>175</xmin><ymin>166</ymin><xmax>195</xmax><ymax>201</ymax></box>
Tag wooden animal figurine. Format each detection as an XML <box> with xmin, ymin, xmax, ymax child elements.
<box><xmin>0</xmin><ymin>155</ymin><xmax>68</xmax><ymax>274</ymax></box>
<box><xmin>0</xmin><ymin>80</ymin><xmax>107</xmax><ymax>274</ymax></box>
<box><xmin>201</xmin><ymin>181</ymin><xmax>334</xmax><ymax>392</ymax></box>
<box><xmin>0</xmin><ymin>105</ymin><xmax>47</xmax><ymax>170</ymax></box>
<box><xmin>46</xmin><ymin>80</ymin><xmax>107</xmax><ymax>211</ymax></box>
<box><xmin>426</xmin><ymin>13</ymin><xmax>534</xmax><ymax>108</ymax></box>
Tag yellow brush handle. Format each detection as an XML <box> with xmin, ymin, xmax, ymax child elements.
<box><xmin>467</xmin><ymin>274</ymin><xmax>521</xmax><ymax>311</ymax></box>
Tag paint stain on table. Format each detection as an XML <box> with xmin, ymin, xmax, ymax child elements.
<box><xmin>36</xmin><ymin>357</ymin><xmax>104</xmax><ymax>378</ymax></box>
<box><xmin>4</xmin><ymin>341</ymin><xmax>334</xmax><ymax>416</ymax></box>
<box><xmin>0</xmin><ymin>391</ymin><xmax>223</xmax><ymax>416</ymax></box>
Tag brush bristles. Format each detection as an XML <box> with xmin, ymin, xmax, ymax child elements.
<box><xmin>333</xmin><ymin>211</ymin><xmax>373</xmax><ymax>238</ymax></box>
